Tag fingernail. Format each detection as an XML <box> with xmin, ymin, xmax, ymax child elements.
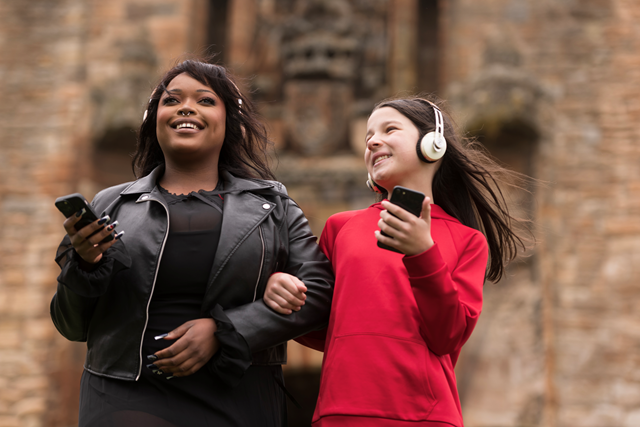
<box><xmin>75</xmin><ymin>209</ymin><xmax>85</xmax><ymax>218</ymax></box>
<box><xmin>147</xmin><ymin>355</ymin><xmax>158</xmax><ymax>361</ymax></box>
<box><xmin>166</xmin><ymin>376</ymin><xmax>174</xmax><ymax>380</ymax></box>
<box><xmin>153</xmin><ymin>370</ymin><xmax>164</xmax><ymax>375</ymax></box>
<box><xmin>97</xmin><ymin>215</ymin><xmax>110</xmax><ymax>225</ymax></box>
<box><xmin>107</xmin><ymin>220</ymin><xmax>119</xmax><ymax>231</ymax></box>
<box><xmin>146</xmin><ymin>363</ymin><xmax>158</xmax><ymax>370</ymax></box>
<box><xmin>154</xmin><ymin>333</ymin><xmax>168</xmax><ymax>340</ymax></box>
<box><xmin>115</xmin><ymin>231</ymin><xmax>125</xmax><ymax>240</ymax></box>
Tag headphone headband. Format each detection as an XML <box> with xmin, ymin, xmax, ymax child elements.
<box><xmin>416</xmin><ymin>99</ymin><xmax>447</xmax><ymax>163</ymax></box>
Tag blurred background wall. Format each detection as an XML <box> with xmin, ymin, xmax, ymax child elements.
<box><xmin>0</xmin><ymin>0</ymin><xmax>639</xmax><ymax>426</ymax></box>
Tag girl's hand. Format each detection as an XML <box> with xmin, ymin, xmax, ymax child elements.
<box><xmin>375</xmin><ymin>198</ymin><xmax>435</xmax><ymax>256</ymax></box>
<box><xmin>63</xmin><ymin>211</ymin><xmax>121</xmax><ymax>264</ymax></box>
<box><xmin>150</xmin><ymin>319</ymin><xmax>219</xmax><ymax>377</ymax></box>
<box><xmin>263</xmin><ymin>272</ymin><xmax>307</xmax><ymax>315</ymax></box>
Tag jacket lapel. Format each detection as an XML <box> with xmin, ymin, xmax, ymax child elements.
<box><xmin>202</xmin><ymin>172</ymin><xmax>277</xmax><ymax>309</ymax></box>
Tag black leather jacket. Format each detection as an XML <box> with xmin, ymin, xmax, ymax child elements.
<box><xmin>50</xmin><ymin>167</ymin><xmax>333</xmax><ymax>383</ymax></box>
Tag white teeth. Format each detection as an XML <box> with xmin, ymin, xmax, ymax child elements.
<box><xmin>176</xmin><ymin>123</ymin><xmax>199</xmax><ymax>130</ymax></box>
<box><xmin>374</xmin><ymin>155</ymin><xmax>390</xmax><ymax>165</ymax></box>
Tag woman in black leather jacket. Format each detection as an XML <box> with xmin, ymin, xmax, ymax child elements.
<box><xmin>50</xmin><ymin>60</ymin><xmax>333</xmax><ymax>427</ymax></box>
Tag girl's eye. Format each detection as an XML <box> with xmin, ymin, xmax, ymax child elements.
<box><xmin>386</xmin><ymin>126</ymin><xmax>397</xmax><ymax>133</ymax></box>
<box><xmin>200</xmin><ymin>97</ymin><xmax>215</xmax><ymax>105</ymax></box>
<box><xmin>162</xmin><ymin>96</ymin><xmax>179</xmax><ymax>105</ymax></box>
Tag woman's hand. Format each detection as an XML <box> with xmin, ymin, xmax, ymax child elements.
<box><xmin>263</xmin><ymin>272</ymin><xmax>307</xmax><ymax>315</ymax></box>
<box><xmin>63</xmin><ymin>211</ymin><xmax>121</xmax><ymax>264</ymax></box>
<box><xmin>375</xmin><ymin>198</ymin><xmax>435</xmax><ymax>256</ymax></box>
<box><xmin>150</xmin><ymin>319</ymin><xmax>219</xmax><ymax>377</ymax></box>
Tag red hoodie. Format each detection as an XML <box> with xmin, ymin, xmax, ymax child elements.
<box><xmin>298</xmin><ymin>203</ymin><xmax>488</xmax><ymax>426</ymax></box>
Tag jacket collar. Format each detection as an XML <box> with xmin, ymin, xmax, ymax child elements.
<box><xmin>218</xmin><ymin>170</ymin><xmax>276</xmax><ymax>194</ymax></box>
<box><xmin>120</xmin><ymin>166</ymin><xmax>164</xmax><ymax>195</ymax></box>
<box><xmin>120</xmin><ymin>165</ymin><xmax>276</xmax><ymax>196</ymax></box>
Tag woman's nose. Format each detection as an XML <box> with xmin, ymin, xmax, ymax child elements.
<box><xmin>178</xmin><ymin>106</ymin><xmax>196</xmax><ymax>116</ymax></box>
<box><xmin>366</xmin><ymin>135</ymin><xmax>382</xmax><ymax>149</ymax></box>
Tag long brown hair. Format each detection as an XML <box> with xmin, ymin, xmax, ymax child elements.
<box><xmin>133</xmin><ymin>60</ymin><xmax>274</xmax><ymax>180</ymax></box>
<box><xmin>374</xmin><ymin>96</ymin><xmax>531</xmax><ymax>282</ymax></box>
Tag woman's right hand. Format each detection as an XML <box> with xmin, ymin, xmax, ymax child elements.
<box><xmin>63</xmin><ymin>211</ymin><xmax>121</xmax><ymax>264</ymax></box>
<box><xmin>263</xmin><ymin>272</ymin><xmax>307</xmax><ymax>315</ymax></box>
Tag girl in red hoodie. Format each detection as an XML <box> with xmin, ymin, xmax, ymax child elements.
<box><xmin>264</xmin><ymin>97</ymin><xmax>528</xmax><ymax>426</ymax></box>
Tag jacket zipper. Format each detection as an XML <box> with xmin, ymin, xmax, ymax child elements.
<box><xmin>252</xmin><ymin>225</ymin><xmax>266</xmax><ymax>302</ymax></box>
<box><xmin>136</xmin><ymin>197</ymin><xmax>170</xmax><ymax>381</ymax></box>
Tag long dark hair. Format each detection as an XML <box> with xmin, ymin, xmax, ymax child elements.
<box><xmin>133</xmin><ymin>60</ymin><xmax>274</xmax><ymax>180</ymax></box>
<box><xmin>374</xmin><ymin>96</ymin><xmax>530</xmax><ymax>282</ymax></box>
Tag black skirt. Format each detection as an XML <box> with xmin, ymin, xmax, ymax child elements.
<box><xmin>78</xmin><ymin>365</ymin><xmax>285</xmax><ymax>427</ymax></box>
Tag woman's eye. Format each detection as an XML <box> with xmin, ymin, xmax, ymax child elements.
<box><xmin>200</xmin><ymin>97</ymin><xmax>215</xmax><ymax>105</ymax></box>
<box><xmin>162</xmin><ymin>97</ymin><xmax>179</xmax><ymax>105</ymax></box>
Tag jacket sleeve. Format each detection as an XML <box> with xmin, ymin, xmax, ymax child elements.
<box><xmin>292</xmin><ymin>212</ymin><xmax>343</xmax><ymax>352</ymax></box>
<box><xmin>223</xmin><ymin>197</ymin><xmax>334</xmax><ymax>353</ymax></box>
<box><xmin>50</xmin><ymin>234</ymin><xmax>131</xmax><ymax>342</ymax></box>
<box><xmin>403</xmin><ymin>231</ymin><xmax>488</xmax><ymax>357</ymax></box>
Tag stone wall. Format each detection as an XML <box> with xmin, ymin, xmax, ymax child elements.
<box><xmin>444</xmin><ymin>0</ymin><xmax>640</xmax><ymax>425</ymax></box>
<box><xmin>2</xmin><ymin>0</ymin><xmax>640</xmax><ymax>426</ymax></box>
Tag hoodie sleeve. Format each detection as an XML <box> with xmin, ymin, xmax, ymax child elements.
<box><xmin>402</xmin><ymin>230</ymin><xmax>488</xmax><ymax>359</ymax></box>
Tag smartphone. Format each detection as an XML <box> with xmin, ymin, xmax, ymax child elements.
<box><xmin>55</xmin><ymin>193</ymin><xmax>114</xmax><ymax>243</ymax></box>
<box><xmin>377</xmin><ymin>186</ymin><xmax>426</xmax><ymax>253</ymax></box>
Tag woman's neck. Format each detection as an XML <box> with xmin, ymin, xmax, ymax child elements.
<box><xmin>384</xmin><ymin>177</ymin><xmax>434</xmax><ymax>203</ymax></box>
<box><xmin>159</xmin><ymin>163</ymin><xmax>219</xmax><ymax>194</ymax></box>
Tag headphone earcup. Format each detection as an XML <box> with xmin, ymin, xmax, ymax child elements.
<box><xmin>417</xmin><ymin>132</ymin><xmax>447</xmax><ymax>163</ymax></box>
<box><xmin>366</xmin><ymin>173</ymin><xmax>384</xmax><ymax>193</ymax></box>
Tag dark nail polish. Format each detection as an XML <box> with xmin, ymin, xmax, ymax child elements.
<box><xmin>115</xmin><ymin>231</ymin><xmax>125</xmax><ymax>240</ymax></box>
<box><xmin>146</xmin><ymin>363</ymin><xmax>158</xmax><ymax>370</ymax></box>
<box><xmin>154</xmin><ymin>333</ymin><xmax>168</xmax><ymax>340</ymax></box>
<box><xmin>97</xmin><ymin>215</ymin><xmax>110</xmax><ymax>225</ymax></box>
<box><xmin>107</xmin><ymin>221</ymin><xmax>119</xmax><ymax>231</ymax></box>
<box><xmin>147</xmin><ymin>354</ymin><xmax>158</xmax><ymax>362</ymax></box>
<box><xmin>75</xmin><ymin>209</ymin><xmax>85</xmax><ymax>218</ymax></box>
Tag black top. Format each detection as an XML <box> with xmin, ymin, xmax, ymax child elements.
<box><xmin>78</xmin><ymin>185</ymin><xmax>285</xmax><ymax>427</ymax></box>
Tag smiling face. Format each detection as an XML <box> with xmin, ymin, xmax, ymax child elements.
<box><xmin>156</xmin><ymin>73</ymin><xmax>226</xmax><ymax>167</ymax></box>
<box><xmin>365</xmin><ymin>106</ymin><xmax>434</xmax><ymax>193</ymax></box>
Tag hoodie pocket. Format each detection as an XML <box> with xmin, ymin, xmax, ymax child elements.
<box><xmin>316</xmin><ymin>334</ymin><xmax>436</xmax><ymax>421</ymax></box>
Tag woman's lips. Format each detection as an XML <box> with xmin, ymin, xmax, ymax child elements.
<box><xmin>373</xmin><ymin>154</ymin><xmax>391</xmax><ymax>167</ymax></box>
<box><xmin>171</xmin><ymin>118</ymin><xmax>203</xmax><ymax>132</ymax></box>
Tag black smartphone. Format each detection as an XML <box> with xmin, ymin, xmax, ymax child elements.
<box><xmin>55</xmin><ymin>193</ymin><xmax>114</xmax><ymax>243</ymax></box>
<box><xmin>377</xmin><ymin>186</ymin><xmax>426</xmax><ymax>253</ymax></box>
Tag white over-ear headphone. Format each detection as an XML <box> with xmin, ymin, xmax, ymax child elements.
<box><xmin>366</xmin><ymin>173</ymin><xmax>383</xmax><ymax>193</ymax></box>
<box><xmin>417</xmin><ymin>103</ymin><xmax>447</xmax><ymax>163</ymax></box>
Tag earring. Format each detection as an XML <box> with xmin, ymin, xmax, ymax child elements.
<box><xmin>366</xmin><ymin>173</ymin><xmax>383</xmax><ymax>194</ymax></box>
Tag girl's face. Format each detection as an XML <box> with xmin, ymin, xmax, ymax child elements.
<box><xmin>365</xmin><ymin>106</ymin><xmax>427</xmax><ymax>192</ymax></box>
<box><xmin>156</xmin><ymin>73</ymin><xmax>227</xmax><ymax>166</ymax></box>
